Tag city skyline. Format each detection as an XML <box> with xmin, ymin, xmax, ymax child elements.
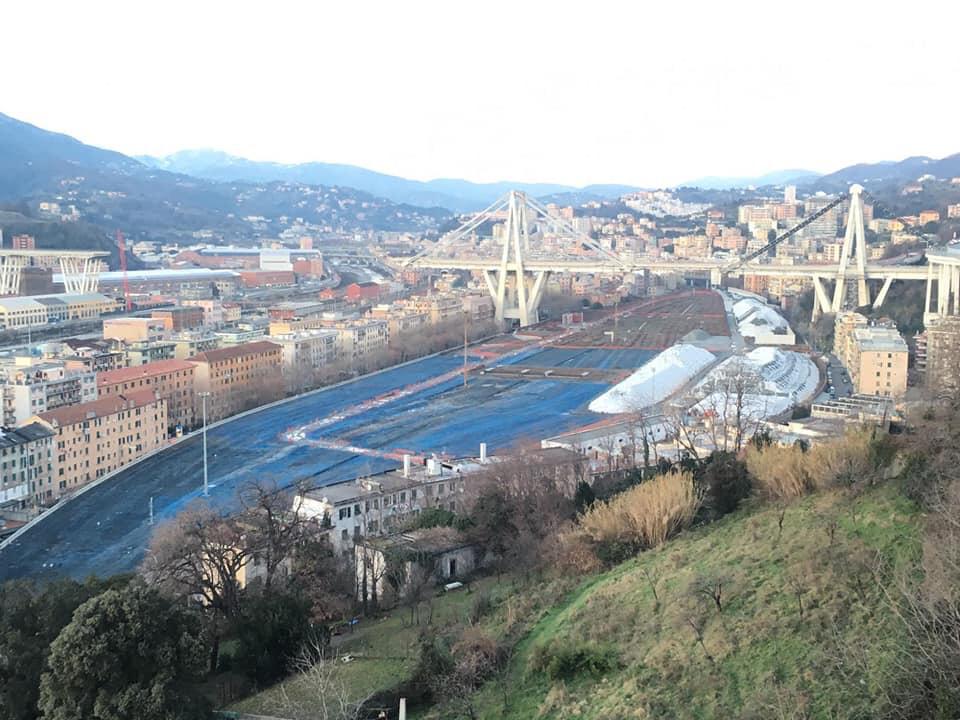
<box><xmin>7</xmin><ymin>1</ymin><xmax>960</xmax><ymax>188</ymax></box>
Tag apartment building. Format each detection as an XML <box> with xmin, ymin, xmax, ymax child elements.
<box><xmin>271</xmin><ymin>329</ymin><xmax>340</xmax><ymax>390</ymax></box>
<box><xmin>847</xmin><ymin>327</ymin><xmax>909</xmax><ymax>397</ymax></box>
<box><xmin>323</xmin><ymin>318</ymin><xmax>389</xmax><ymax>370</ymax></box>
<box><xmin>123</xmin><ymin>340</ymin><xmax>176</xmax><ymax>367</ymax></box>
<box><xmin>833</xmin><ymin>311</ymin><xmax>869</xmax><ymax>361</ymax></box>
<box><xmin>922</xmin><ymin>315</ymin><xmax>960</xmax><ymax>393</ymax></box>
<box><xmin>671</xmin><ymin>234</ymin><xmax>711</xmax><ymax>259</ymax></box>
<box><xmin>367</xmin><ymin>303</ymin><xmax>430</xmax><ymax>340</ymax></box>
<box><xmin>182</xmin><ymin>299</ymin><xmax>226</xmax><ymax>326</ymax></box>
<box><xmin>103</xmin><ymin>317</ymin><xmax>166</xmax><ymax>343</ymax></box>
<box><xmin>59</xmin><ymin>338</ymin><xmax>125</xmax><ymax>373</ymax></box>
<box><xmin>170</xmin><ymin>331</ymin><xmax>220</xmax><ymax>360</ymax></box>
<box><xmin>188</xmin><ymin>341</ymin><xmax>283</xmax><ymax>422</ymax></box>
<box><xmin>98</xmin><ymin>359</ymin><xmax>197</xmax><ymax>433</ymax></box>
<box><xmin>0</xmin><ymin>359</ymin><xmax>98</xmax><ymax>426</ymax></box>
<box><xmin>151</xmin><ymin>306</ymin><xmax>204</xmax><ymax>332</ymax></box>
<box><xmin>296</xmin><ymin>456</ymin><xmax>470</xmax><ymax>553</ymax></box>
<box><xmin>402</xmin><ymin>294</ymin><xmax>463</xmax><ymax>325</ymax></box>
<box><xmin>0</xmin><ymin>423</ymin><xmax>55</xmax><ymax>512</ymax></box>
<box><xmin>32</xmin><ymin>390</ymin><xmax>167</xmax><ymax>500</ymax></box>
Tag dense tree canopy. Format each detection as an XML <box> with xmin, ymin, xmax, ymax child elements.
<box><xmin>0</xmin><ymin>577</ymin><xmax>124</xmax><ymax>720</ymax></box>
<box><xmin>38</xmin><ymin>582</ymin><xmax>211</xmax><ymax>720</ymax></box>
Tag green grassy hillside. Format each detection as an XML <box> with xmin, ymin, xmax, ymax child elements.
<box><xmin>468</xmin><ymin>484</ymin><xmax>918</xmax><ymax>720</ymax></box>
<box><xmin>232</xmin><ymin>483</ymin><xmax>920</xmax><ymax>720</ymax></box>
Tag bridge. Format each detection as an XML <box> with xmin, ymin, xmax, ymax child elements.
<box><xmin>0</xmin><ymin>249</ymin><xmax>109</xmax><ymax>295</ymax></box>
<box><xmin>408</xmin><ymin>187</ymin><xmax>956</xmax><ymax>327</ymax></box>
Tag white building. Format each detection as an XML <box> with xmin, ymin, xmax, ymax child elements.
<box><xmin>296</xmin><ymin>455</ymin><xmax>471</xmax><ymax>554</ymax></box>
<box><xmin>0</xmin><ymin>293</ymin><xmax>117</xmax><ymax>330</ymax></box>
<box><xmin>272</xmin><ymin>328</ymin><xmax>341</xmax><ymax>387</ymax></box>
<box><xmin>0</xmin><ymin>358</ymin><xmax>98</xmax><ymax>426</ymax></box>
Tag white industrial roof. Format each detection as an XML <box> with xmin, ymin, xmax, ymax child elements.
<box><xmin>54</xmin><ymin>269</ymin><xmax>240</xmax><ymax>283</ymax></box>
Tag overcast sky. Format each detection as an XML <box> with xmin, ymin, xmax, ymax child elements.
<box><xmin>5</xmin><ymin>1</ymin><xmax>959</xmax><ymax>187</ymax></box>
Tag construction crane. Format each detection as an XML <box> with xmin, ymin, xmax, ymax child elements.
<box><xmin>116</xmin><ymin>229</ymin><xmax>132</xmax><ymax>312</ymax></box>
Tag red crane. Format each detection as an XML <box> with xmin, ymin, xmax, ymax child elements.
<box><xmin>116</xmin><ymin>229</ymin><xmax>132</xmax><ymax>312</ymax></box>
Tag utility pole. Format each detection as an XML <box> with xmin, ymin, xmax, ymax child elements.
<box><xmin>198</xmin><ymin>391</ymin><xmax>211</xmax><ymax>497</ymax></box>
<box><xmin>463</xmin><ymin>310</ymin><xmax>469</xmax><ymax>388</ymax></box>
<box><xmin>614</xmin><ymin>298</ymin><xmax>619</xmax><ymax>344</ymax></box>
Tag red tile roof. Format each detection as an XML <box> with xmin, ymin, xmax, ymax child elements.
<box><xmin>188</xmin><ymin>340</ymin><xmax>281</xmax><ymax>364</ymax></box>
<box><xmin>36</xmin><ymin>390</ymin><xmax>162</xmax><ymax>427</ymax></box>
<box><xmin>97</xmin><ymin>359</ymin><xmax>196</xmax><ymax>386</ymax></box>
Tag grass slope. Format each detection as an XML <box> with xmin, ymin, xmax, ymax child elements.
<box><xmin>474</xmin><ymin>485</ymin><xmax>919</xmax><ymax>720</ymax></box>
<box><xmin>231</xmin><ymin>484</ymin><xmax>919</xmax><ymax>720</ymax></box>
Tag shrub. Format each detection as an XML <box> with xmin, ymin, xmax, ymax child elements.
<box><xmin>469</xmin><ymin>592</ymin><xmax>494</xmax><ymax>624</ymax></box>
<box><xmin>746</xmin><ymin>442</ymin><xmax>812</xmax><ymax>500</ymax></box>
<box><xmin>545</xmin><ymin>527</ymin><xmax>604</xmax><ymax>575</ymax></box>
<box><xmin>579</xmin><ymin>470</ymin><xmax>701</xmax><ymax>557</ymax></box>
<box><xmin>747</xmin><ymin>429</ymin><xmax>882</xmax><ymax>500</ymax></box>
<box><xmin>530</xmin><ymin>640</ymin><xmax>619</xmax><ymax>681</ymax></box>
<box><xmin>699</xmin><ymin>451</ymin><xmax>751</xmax><ymax>519</ymax></box>
<box><xmin>408</xmin><ymin>507</ymin><xmax>458</xmax><ymax>530</ymax></box>
<box><xmin>573</xmin><ymin>481</ymin><xmax>597</xmax><ymax>513</ymax></box>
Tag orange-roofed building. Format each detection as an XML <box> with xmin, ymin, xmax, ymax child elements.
<box><xmin>97</xmin><ymin>359</ymin><xmax>197</xmax><ymax>433</ymax></box>
<box><xmin>188</xmin><ymin>341</ymin><xmax>283</xmax><ymax>422</ymax></box>
<box><xmin>31</xmin><ymin>390</ymin><xmax>167</xmax><ymax>500</ymax></box>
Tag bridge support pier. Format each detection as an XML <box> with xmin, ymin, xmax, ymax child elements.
<box><xmin>811</xmin><ymin>276</ymin><xmax>832</xmax><ymax>322</ymax></box>
<box><xmin>0</xmin><ymin>256</ymin><xmax>26</xmax><ymax>296</ymax></box>
<box><xmin>873</xmin><ymin>276</ymin><xmax>894</xmax><ymax>310</ymax></box>
<box><xmin>831</xmin><ymin>185</ymin><xmax>870</xmax><ymax>312</ymax></box>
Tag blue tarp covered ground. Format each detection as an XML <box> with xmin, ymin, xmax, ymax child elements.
<box><xmin>0</xmin><ymin>347</ymin><xmax>639</xmax><ymax>581</ymax></box>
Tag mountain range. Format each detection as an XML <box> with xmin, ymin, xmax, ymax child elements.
<box><xmin>137</xmin><ymin>150</ymin><xmax>642</xmax><ymax>212</ymax></box>
<box><xmin>814</xmin><ymin>154</ymin><xmax>960</xmax><ymax>190</ymax></box>
<box><xmin>3</xmin><ymin>109</ymin><xmax>960</xmax><ymax>244</ymax></box>
<box><xmin>0</xmin><ymin>112</ymin><xmax>452</xmax><ymax>252</ymax></box>
<box><xmin>680</xmin><ymin>169</ymin><xmax>821</xmax><ymax>190</ymax></box>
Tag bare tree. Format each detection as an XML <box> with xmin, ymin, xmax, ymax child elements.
<box><xmin>271</xmin><ymin>641</ymin><xmax>369</xmax><ymax>720</ymax></box>
<box><xmin>684</xmin><ymin>613</ymin><xmax>714</xmax><ymax>664</ymax></box>
<box><xmin>142</xmin><ymin>504</ymin><xmax>250</xmax><ymax>621</ymax></box>
<box><xmin>695</xmin><ymin>576</ymin><xmax>727</xmax><ymax>613</ymax></box>
<box><xmin>239</xmin><ymin>478</ymin><xmax>311</xmax><ymax>591</ymax></box>
<box><xmin>398</xmin><ymin>559</ymin><xmax>438</xmax><ymax>626</ymax></box>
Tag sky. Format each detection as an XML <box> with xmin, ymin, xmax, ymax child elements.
<box><xmin>4</xmin><ymin>0</ymin><xmax>960</xmax><ymax>188</ymax></box>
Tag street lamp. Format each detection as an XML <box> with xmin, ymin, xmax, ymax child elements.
<box><xmin>198</xmin><ymin>391</ymin><xmax>211</xmax><ymax>497</ymax></box>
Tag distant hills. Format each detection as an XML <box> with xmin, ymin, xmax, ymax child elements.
<box><xmin>3</xmin><ymin>108</ymin><xmax>960</xmax><ymax>254</ymax></box>
<box><xmin>0</xmin><ymin>112</ymin><xmax>451</xmax><ymax>251</ymax></box>
<box><xmin>814</xmin><ymin>153</ymin><xmax>960</xmax><ymax>190</ymax></box>
<box><xmin>138</xmin><ymin>149</ymin><xmax>643</xmax><ymax>212</ymax></box>
<box><xmin>680</xmin><ymin>169</ymin><xmax>821</xmax><ymax>190</ymax></box>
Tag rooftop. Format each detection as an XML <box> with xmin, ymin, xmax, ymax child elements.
<box><xmin>360</xmin><ymin>527</ymin><xmax>472</xmax><ymax>555</ymax></box>
<box><xmin>78</xmin><ymin>269</ymin><xmax>240</xmax><ymax>283</ymax></box>
<box><xmin>0</xmin><ymin>422</ymin><xmax>54</xmax><ymax>448</ymax></box>
<box><xmin>36</xmin><ymin>390</ymin><xmax>161</xmax><ymax>427</ymax></box>
<box><xmin>0</xmin><ymin>293</ymin><xmax>115</xmax><ymax>311</ymax></box>
<box><xmin>852</xmin><ymin>327</ymin><xmax>908</xmax><ymax>353</ymax></box>
<box><xmin>97</xmin><ymin>359</ymin><xmax>196</xmax><ymax>385</ymax></box>
<box><xmin>189</xmin><ymin>340</ymin><xmax>281</xmax><ymax>364</ymax></box>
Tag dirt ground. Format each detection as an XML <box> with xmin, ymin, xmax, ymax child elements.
<box><xmin>554</xmin><ymin>290</ymin><xmax>730</xmax><ymax>349</ymax></box>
